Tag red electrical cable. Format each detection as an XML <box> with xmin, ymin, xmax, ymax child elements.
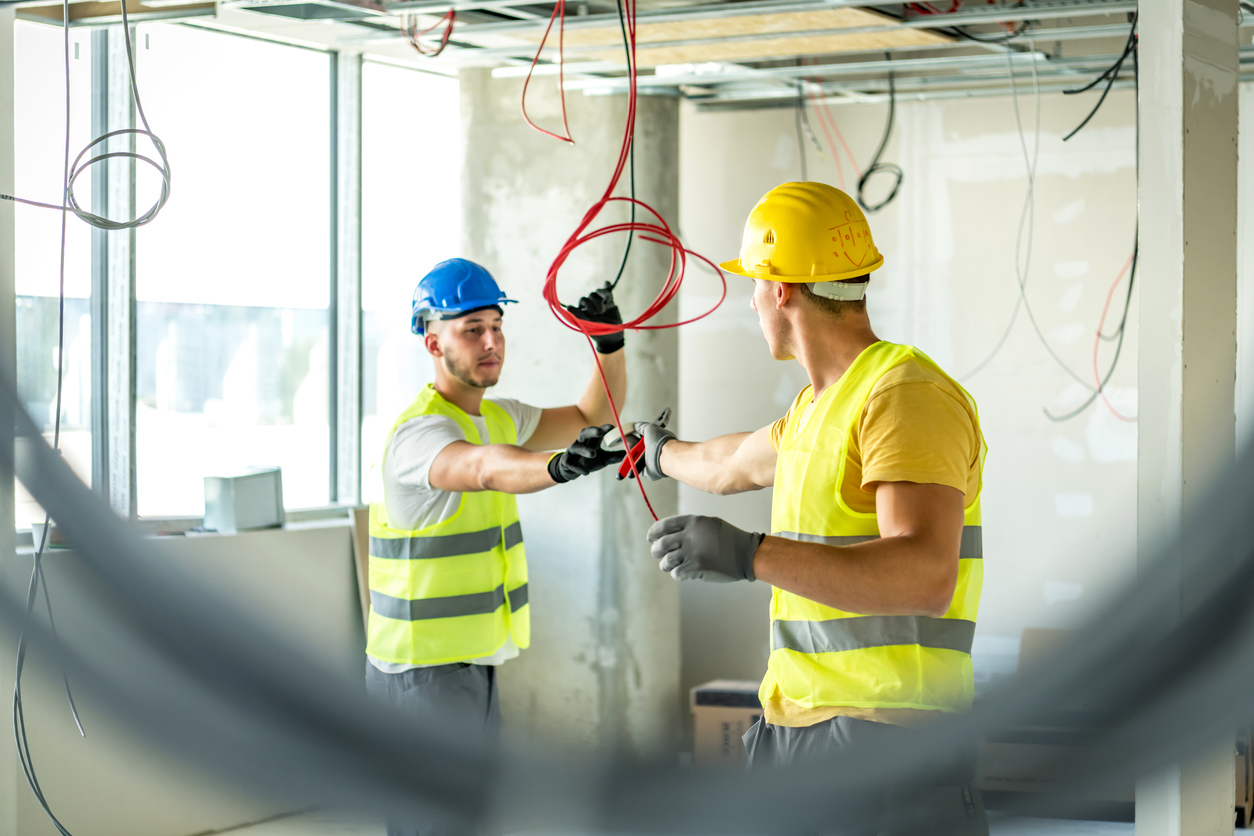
<box><xmin>804</xmin><ymin>80</ymin><xmax>844</xmax><ymax>189</ymax></box>
<box><xmin>405</xmin><ymin>10</ymin><xmax>455</xmax><ymax>58</ymax></box>
<box><xmin>802</xmin><ymin>69</ymin><xmax>861</xmax><ymax>190</ymax></box>
<box><xmin>521</xmin><ymin>0</ymin><xmax>574</xmax><ymax>144</ymax></box>
<box><xmin>907</xmin><ymin>1</ymin><xmax>960</xmax><ymax>14</ymax></box>
<box><xmin>818</xmin><ymin>92</ymin><xmax>862</xmax><ymax>181</ymax></box>
<box><xmin>1092</xmin><ymin>253</ymin><xmax>1137</xmax><ymax>423</ymax></box>
<box><xmin>529</xmin><ymin>0</ymin><xmax>728</xmax><ymax>521</ymax></box>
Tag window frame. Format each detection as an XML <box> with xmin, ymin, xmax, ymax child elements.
<box><xmin>76</xmin><ymin>22</ymin><xmax>367</xmax><ymax>527</ymax></box>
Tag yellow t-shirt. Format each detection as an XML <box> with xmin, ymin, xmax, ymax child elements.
<box><xmin>762</xmin><ymin>357</ymin><xmax>982</xmax><ymax>728</ymax></box>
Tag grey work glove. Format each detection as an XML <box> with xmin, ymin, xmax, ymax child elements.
<box><xmin>548</xmin><ymin>425</ymin><xmax>626</xmax><ymax>483</ymax></box>
<box><xmin>647</xmin><ymin>514</ymin><xmax>765</xmax><ymax>583</ymax></box>
<box><xmin>639</xmin><ymin>421</ymin><xmax>677</xmax><ymax>481</ymax></box>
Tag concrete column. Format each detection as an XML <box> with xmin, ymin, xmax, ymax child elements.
<box><xmin>1136</xmin><ymin>1</ymin><xmax>1240</xmax><ymax>834</ymax></box>
<box><xmin>460</xmin><ymin>68</ymin><xmax>681</xmax><ymax>757</ymax></box>
<box><xmin>0</xmin><ymin>9</ymin><xmax>18</xmax><ymax>836</ymax></box>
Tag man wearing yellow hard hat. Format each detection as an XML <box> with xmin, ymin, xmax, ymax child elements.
<box><xmin>637</xmin><ymin>182</ymin><xmax>987</xmax><ymax>834</ymax></box>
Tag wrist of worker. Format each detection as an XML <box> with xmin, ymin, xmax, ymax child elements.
<box><xmin>592</xmin><ymin>333</ymin><xmax>625</xmax><ymax>355</ymax></box>
<box><xmin>547</xmin><ymin>452</ymin><xmax>573</xmax><ymax>484</ymax></box>
<box><xmin>655</xmin><ymin>436</ymin><xmax>678</xmax><ymax>477</ymax></box>
<box><xmin>747</xmin><ymin>535</ymin><xmax>783</xmax><ymax>583</ymax></box>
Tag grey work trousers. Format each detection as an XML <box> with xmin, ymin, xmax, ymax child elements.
<box><xmin>743</xmin><ymin>715</ymin><xmax>988</xmax><ymax>836</ymax></box>
<box><xmin>365</xmin><ymin>661</ymin><xmax>501</xmax><ymax>836</ymax></box>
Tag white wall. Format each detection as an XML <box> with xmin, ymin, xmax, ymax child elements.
<box><xmin>676</xmin><ymin>87</ymin><xmax>1142</xmax><ymax>704</ymax></box>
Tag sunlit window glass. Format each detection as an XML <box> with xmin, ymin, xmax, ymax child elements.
<box><xmin>135</xmin><ymin>24</ymin><xmax>331</xmax><ymax>517</ymax></box>
<box><xmin>14</xmin><ymin>21</ymin><xmax>94</xmax><ymax>530</ymax></box>
<box><xmin>360</xmin><ymin>62</ymin><xmax>461</xmax><ymax>501</ymax></box>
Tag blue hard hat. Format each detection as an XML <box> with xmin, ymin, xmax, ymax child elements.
<box><xmin>411</xmin><ymin>258</ymin><xmax>518</xmax><ymax>335</ymax></box>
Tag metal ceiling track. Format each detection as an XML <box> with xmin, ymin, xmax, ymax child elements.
<box><xmin>387</xmin><ymin>0</ymin><xmax>1137</xmax><ymax>35</ymax></box>
<box><xmin>388</xmin><ymin>0</ymin><xmax>1138</xmax><ymax>38</ymax></box>
<box><xmin>408</xmin><ymin>0</ymin><xmax>1149</xmax><ymax>111</ymax></box>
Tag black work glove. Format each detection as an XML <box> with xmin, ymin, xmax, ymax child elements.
<box><xmin>565</xmin><ymin>282</ymin><xmax>624</xmax><ymax>354</ymax></box>
<box><xmin>647</xmin><ymin>514</ymin><xmax>765</xmax><ymax>583</ymax></box>
<box><xmin>548</xmin><ymin>424</ymin><xmax>626</xmax><ymax>483</ymax></box>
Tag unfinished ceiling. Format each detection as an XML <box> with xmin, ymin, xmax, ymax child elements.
<box><xmin>6</xmin><ymin>0</ymin><xmax>1254</xmax><ymax>109</ymax></box>
<box><xmin>521</xmin><ymin>7</ymin><xmax>954</xmax><ymax>66</ymax></box>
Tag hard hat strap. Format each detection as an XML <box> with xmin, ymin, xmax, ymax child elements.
<box><xmin>806</xmin><ymin>280</ymin><xmax>867</xmax><ymax>302</ymax></box>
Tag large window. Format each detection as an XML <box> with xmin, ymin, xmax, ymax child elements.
<box><xmin>133</xmin><ymin>24</ymin><xmax>333</xmax><ymax>517</ymax></box>
<box><xmin>14</xmin><ymin>21</ymin><xmax>94</xmax><ymax>530</ymax></box>
<box><xmin>11</xmin><ymin>26</ymin><xmax>460</xmax><ymax>527</ymax></box>
<box><xmin>360</xmin><ymin>62</ymin><xmax>461</xmax><ymax>501</ymax></box>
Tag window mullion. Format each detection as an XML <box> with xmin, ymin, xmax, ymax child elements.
<box><xmin>89</xmin><ymin>27</ymin><xmax>108</xmax><ymax>498</ymax></box>
<box><xmin>105</xmin><ymin>24</ymin><xmax>137</xmax><ymax>518</ymax></box>
<box><xmin>333</xmin><ymin>50</ymin><xmax>362</xmax><ymax>507</ymax></box>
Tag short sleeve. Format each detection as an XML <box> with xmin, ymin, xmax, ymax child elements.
<box><xmin>387</xmin><ymin>415</ymin><xmax>467</xmax><ymax>490</ymax></box>
<box><xmin>770</xmin><ymin>385</ymin><xmax>813</xmax><ymax>452</ymax></box>
<box><xmin>489</xmin><ymin>397</ymin><xmax>543</xmax><ymax>446</ymax></box>
<box><xmin>769</xmin><ymin>416</ymin><xmax>787</xmax><ymax>451</ymax></box>
<box><xmin>859</xmin><ymin>380</ymin><xmax>978</xmax><ymax>497</ymax></box>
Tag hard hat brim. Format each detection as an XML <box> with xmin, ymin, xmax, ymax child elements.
<box><xmin>411</xmin><ymin>297</ymin><xmax>518</xmax><ymax>336</ymax></box>
<box><xmin>718</xmin><ymin>255</ymin><xmax>884</xmax><ymax>283</ymax></box>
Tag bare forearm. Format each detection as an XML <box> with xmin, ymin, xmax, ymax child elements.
<box><xmin>576</xmin><ymin>349</ymin><xmax>627</xmax><ymax>426</ymax></box>
<box><xmin>439</xmin><ymin>444</ymin><xmax>557</xmax><ymax>494</ymax></box>
<box><xmin>660</xmin><ymin>434</ymin><xmax>765</xmax><ymax>495</ymax></box>
<box><xmin>752</xmin><ymin>536</ymin><xmax>958</xmax><ymax>617</ymax></box>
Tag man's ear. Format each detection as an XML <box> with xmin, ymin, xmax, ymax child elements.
<box><xmin>775</xmin><ymin>281</ymin><xmax>797</xmax><ymax>310</ymax></box>
<box><xmin>424</xmin><ymin>331</ymin><xmax>443</xmax><ymax>358</ymax></box>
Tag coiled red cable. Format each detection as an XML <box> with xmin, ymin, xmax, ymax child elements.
<box><xmin>524</xmin><ymin>0</ymin><xmax>728</xmax><ymax>520</ymax></box>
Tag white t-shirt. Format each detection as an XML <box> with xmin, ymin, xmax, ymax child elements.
<box><xmin>368</xmin><ymin>397</ymin><xmax>544</xmax><ymax>675</ymax></box>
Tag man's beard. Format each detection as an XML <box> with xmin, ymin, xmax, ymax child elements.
<box><xmin>444</xmin><ymin>353</ymin><xmax>501</xmax><ymax>389</ymax></box>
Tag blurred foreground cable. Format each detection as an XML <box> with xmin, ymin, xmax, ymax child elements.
<box><xmin>5</xmin><ymin>359</ymin><xmax>1254</xmax><ymax>830</ymax></box>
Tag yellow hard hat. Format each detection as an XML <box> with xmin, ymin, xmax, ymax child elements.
<box><xmin>720</xmin><ymin>181</ymin><xmax>884</xmax><ymax>283</ymax></box>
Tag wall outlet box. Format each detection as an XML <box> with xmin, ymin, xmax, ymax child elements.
<box><xmin>203</xmin><ymin>468</ymin><xmax>285</xmax><ymax>534</ymax></box>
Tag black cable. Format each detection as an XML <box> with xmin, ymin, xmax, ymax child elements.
<box><xmin>855</xmin><ymin>59</ymin><xmax>903</xmax><ymax>214</ymax></box>
<box><xmin>1046</xmin><ymin>38</ymin><xmax>1139</xmax><ymax>423</ymax></box>
<box><xmin>1062</xmin><ymin>13</ymin><xmax>1137</xmax><ymax>142</ymax></box>
<box><xmin>1045</xmin><ymin>235</ymin><xmax>1137</xmax><ymax>423</ymax></box>
<box><xmin>609</xmin><ymin>0</ymin><xmax>634</xmax><ymax>291</ymax></box>
<box><xmin>943</xmin><ymin>21</ymin><xmax>1030</xmax><ymax>44</ymax></box>
<box><xmin>13</xmin><ymin>0</ymin><xmax>81</xmax><ymax>828</ymax></box>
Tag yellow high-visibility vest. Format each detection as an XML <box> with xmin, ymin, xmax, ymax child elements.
<box><xmin>760</xmin><ymin>341</ymin><xmax>985</xmax><ymax>714</ymax></box>
<box><xmin>366</xmin><ymin>385</ymin><xmax>530</xmax><ymax>666</ymax></box>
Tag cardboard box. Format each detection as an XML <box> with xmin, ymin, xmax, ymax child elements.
<box><xmin>690</xmin><ymin>680</ymin><xmax>762</xmax><ymax>767</ymax></box>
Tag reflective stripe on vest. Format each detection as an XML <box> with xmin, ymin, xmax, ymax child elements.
<box><xmin>370</xmin><ymin>582</ymin><xmax>530</xmax><ymax>621</ymax></box>
<box><xmin>370</xmin><ymin>521</ymin><xmax>524</xmax><ymax>561</ymax></box>
<box><xmin>366</xmin><ymin>385</ymin><xmax>531</xmax><ymax>666</ymax></box>
<box><xmin>772</xmin><ymin>615</ymin><xmax>977</xmax><ymax>655</ymax></box>
<box><xmin>763</xmin><ymin>341</ymin><xmax>986</xmax><ymax>715</ymax></box>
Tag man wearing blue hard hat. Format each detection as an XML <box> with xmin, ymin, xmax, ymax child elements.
<box><xmin>364</xmin><ymin>257</ymin><xmax>627</xmax><ymax>836</ymax></box>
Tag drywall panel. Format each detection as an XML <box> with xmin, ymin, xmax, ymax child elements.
<box><xmin>8</xmin><ymin>523</ymin><xmax>363</xmax><ymax>836</ymax></box>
